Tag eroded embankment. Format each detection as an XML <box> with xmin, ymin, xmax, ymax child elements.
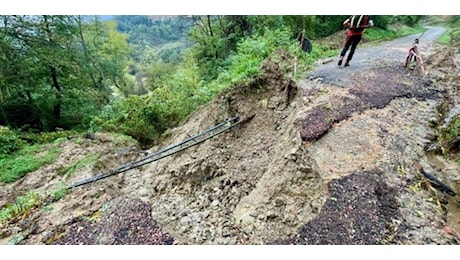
<box><xmin>118</xmin><ymin>51</ymin><xmax>329</xmax><ymax>244</ymax></box>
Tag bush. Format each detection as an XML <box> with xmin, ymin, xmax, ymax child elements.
<box><xmin>0</xmin><ymin>126</ymin><xmax>23</xmax><ymax>157</ymax></box>
<box><xmin>19</xmin><ymin>130</ymin><xmax>76</xmax><ymax>145</ymax></box>
<box><xmin>313</xmin><ymin>16</ymin><xmax>349</xmax><ymax>38</ymax></box>
<box><xmin>91</xmin><ymin>95</ymin><xmax>165</xmax><ymax>148</ymax></box>
<box><xmin>214</xmin><ymin>28</ymin><xmax>298</xmax><ymax>87</ymax></box>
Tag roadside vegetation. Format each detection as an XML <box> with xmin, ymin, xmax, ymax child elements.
<box><xmin>434</xmin><ymin>16</ymin><xmax>460</xmax><ymax>163</ymax></box>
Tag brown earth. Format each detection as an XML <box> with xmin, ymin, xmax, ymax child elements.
<box><xmin>1</xmin><ymin>26</ymin><xmax>459</xmax><ymax>246</ymax></box>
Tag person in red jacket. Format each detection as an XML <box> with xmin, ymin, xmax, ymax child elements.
<box><xmin>337</xmin><ymin>15</ymin><xmax>374</xmax><ymax>67</ymax></box>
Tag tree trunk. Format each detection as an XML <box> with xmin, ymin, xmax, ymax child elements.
<box><xmin>49</xmin><ymin>65</ymin><xmax>62</xmax><ymax>123</ymax></box>
<box><xmin>206</xmin><ymin>15</ymin><xmax>218</xmax><ymax>59</ymax></box>
<box><xmin>43</xmin><ymin>15</ymin><xmax>62</xmax><ymax>128</ymax></box>
<box><xmin>76</xmin><ymin>16</ymin><xmax>101</xmax><ymax>90</ymax></box>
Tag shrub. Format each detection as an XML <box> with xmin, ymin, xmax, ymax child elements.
<box><xmin>0</xmin><ymin>126</ymin><xmax>23</xmax><ymax>157</ymax></box>
<box><xmin>91</xmin><ymin>95</ymin><xmax>165</xmax><ymax>148</ymax></box>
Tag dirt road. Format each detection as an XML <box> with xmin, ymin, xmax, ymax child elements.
<box><xmin>309</xmin><ymin>26</ymin><xmax>446</xmax><ymax>87</ymax></box>
<box><xmin>287</xmin><ymin>25</ymin><xmax>460</xmax><ymax>245</ymax></box>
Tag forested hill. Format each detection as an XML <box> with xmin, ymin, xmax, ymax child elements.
<box><xmin>113</xmin><ymin>15</ymin><xmax>193</xmax><ymax>46</ymax></box>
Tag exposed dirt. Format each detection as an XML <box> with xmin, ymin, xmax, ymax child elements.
<box><xmin>277</xmin><ymin>172</ymin><xmax>398</xmax><ymax>245</ymax></box>
<box><xmin>1</xmin><ymin>26</ymin><xmax>459</xmax><ymax>245</ymax></box>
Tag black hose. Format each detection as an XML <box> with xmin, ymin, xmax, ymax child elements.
<box><xmin>421</xmin><ymin>169</ymin><xmax>456</xmax><ymax>196</ymax></box>
<box><xmin>115</xmin><ymin>116</ymin><xmax>239</xmax><ymax>172</ymax></box>
<box><xmin>66</xmin><ymin>117</ymin><xmax>242</xmax><ymax>190</ymax></box>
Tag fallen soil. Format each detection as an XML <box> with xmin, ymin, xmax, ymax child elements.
<box><xmin>1</xmin><ymin>26</ymin><xmax>459</xmax><ymax>246</ymax></box>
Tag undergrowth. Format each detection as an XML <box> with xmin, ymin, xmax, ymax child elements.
<box><xmin>0</xmin><ymin>190</ymin><xmax>43</xmax><ymax>226</ymax></box>
<box><xmin>57</xmin><ymin>153</ymin><xmax>101</xmax><ymax>180</ymax></box>
<box><xmin>0</xmin><ymin>145</ymin><xmax>61</xmax><ymax>183</ymax></box>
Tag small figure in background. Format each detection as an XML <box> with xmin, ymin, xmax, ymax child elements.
<box><xmin>405</xmin><ymin>38</ymin><xmax>425</xmax><ymax>76</ymax></box>
<box><xmin>338</xmin><ymin>15</ymin><xmax>374</xmax><ymax>67</ymax></box>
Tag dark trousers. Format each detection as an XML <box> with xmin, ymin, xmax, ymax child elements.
<box><xmin>340</xmin><ymin>35</ymin><xmax>362</xmax><ymax>62</ymax></box>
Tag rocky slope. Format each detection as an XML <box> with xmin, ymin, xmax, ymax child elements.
<box><xmin>1</xmin><ymin>26</ymin><xmax>459</xmax><ymax>245</ymax></box>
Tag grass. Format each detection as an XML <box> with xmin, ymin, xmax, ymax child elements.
<box><xmin>0</xmin><ymin>190</ymin><xmax>43</xmax><ymax>226</ymax></box>
<box><xmin>57</xmin><ymin>153</ymin><xmax>100</xmax><ymax>180</ymax></box>
<box><xmin>0</xmin><ymin>144</ymin><xmax>61</xmax><ymax>183</ymax></box>
<box><xmin>50</xmin><ymin>181</ymin><xmax>70</xmax><ymax>202</ymax></box>
<box><xmin>364</xmin><ymin>24</ymin><xmax>426</xmax><ymax>43</ymax></box>
<box><xmin>438</xmin><ymin>27</ymin><xmax>452</xmax><ymax>45</ymax></box>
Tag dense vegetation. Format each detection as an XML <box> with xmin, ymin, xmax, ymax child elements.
<box><xmin>1</xmin><ymin>15</ymin><xmax>434</xmax><ymax>179</ymax></box>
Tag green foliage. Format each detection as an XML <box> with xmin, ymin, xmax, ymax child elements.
<box><xmin>438</xmin><ymin>28</ymin><xmax>452</xmax><ymax>45</ymax></box>
<box><xmin>313</xmin><ymin>16</ymin><xmax>349</xmax><ymax>38</ymax></box>
<box><xmin>0</xmin><ymin>190</ymin><xmax>42</xmax><ymax>226</ymax></box>
<box><xmin>0</xmin><ymin>126</ymin><xmax>24</xmax><ymax>156</ymax></box>
<box><xmin>0</xmin><ymin>145</ymin><xmax>61</xmax><ymax>183</ymax></box>
<box><xmin>391</xmin><ymin>15</ymin><xmax>425</xmax><ymax>27</ymax></box>
<box><xmin>363</xmin><ymin>24</ymin><xmax>425</xmax><ymax>42</ymax></box>
<box><xmin>57</xmin><ymin>153</ymin><xmax>100</xmax><ymax>179</ymax></box>
<box><xmin>115</xmin><ymin>15</ymin><xmax>192</xmax><ymax>46</ymax></box>
<box><xmin>188</xmin><ymin>15</ymin><xmax>254</xmax><ymax>81</ymax></box>
<box><xmin>19</xmin><ymin>130</ymin><xmax>76</xmax><ymax>145</ymax></box>
<box><xmin>91</xmin><ymin>95</ymin><xmax>166</xmax><ymax>148</ymax></box>
<box><xmin>50</xmin><ymin>181</ymin><xmax>69</xmax><ymax>202</ymax></box>
<box><xmin>437</xmin><ymin>16</ymin><xmax>460</xmax><ymax>47</ymax></box>
<box><xmin>371</xmin><ymin>15</ymin><xmax>391</xmax><ymax>29</ymax></box>
<box><xmin>146</xmin><ymin>62</ymin><xmax>178</xmax><ymax>91</ymax></box>
<box><xmin>0</xmin><ymin>15</ymin><xmax>131</xmax><ymax>131</ymax></box>
<box><xmin>215</xmin><ymin>28</ymin><xmax>297</xmax><ymax>87</ymax></box>
<box><xmin>450</xmin><ymin>20</ymin><xmax>460</xmax><ymax>48</ymax></box>
<box><xmin>439</xmin><ymin>114</ymin><xmax>460</xmax><ymax>160</ymax></box>
<box><xmin>156</xmin><ymin>42</ymin><xmax>188</xmax><ymax>63</ymax></box>
<box><xmin>370</xmin><ymin>15</ymin><xmax>423</xmax><ymax>30</ymax></box>
<box><xmin>440</xmin><ymin>115</ymin><xmax>460</xmax><ymax>144</ymax></box>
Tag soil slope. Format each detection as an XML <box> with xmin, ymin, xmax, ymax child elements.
<box><xmin>1</xmin><ymin>26</ymin><xmax>459</xmax><ymax>246</ymax></box>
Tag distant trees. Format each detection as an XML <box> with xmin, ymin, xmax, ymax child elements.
<box><xmin>0</xmin><ymin>15</ymin><xmax>130</xmax><ymax>131</ymax></box>
<box><xmin>114</xmin><ymin>15</ymin><xmax>193</xmax><ymax>65</ymax></box>
<box><xmin>115</xmin><ymin>15</ymin><xmax>192</xmax><ymax>46</ymax></box>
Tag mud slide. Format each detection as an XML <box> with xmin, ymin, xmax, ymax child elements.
<box><xmin>2</xmin><ymin>27</ymin><xmax>459</xmax><ymax>245</ymax></box>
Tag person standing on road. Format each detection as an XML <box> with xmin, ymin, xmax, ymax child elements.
<box><xmin>338</xmin><ymin>15</ymin><xmax>374</xmax><ymax>67</ymax></box>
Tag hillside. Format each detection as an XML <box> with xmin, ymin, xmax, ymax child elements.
<box><xmin>1</xmin><ymin>25</ymin><xmax>459</xmax><ymax>246</ymax></box>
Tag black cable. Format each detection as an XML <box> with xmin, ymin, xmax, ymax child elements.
<box><xmin>66</xmin><ymin>117</ymin><xmax>242</xmax><ymax>190</ymax></box>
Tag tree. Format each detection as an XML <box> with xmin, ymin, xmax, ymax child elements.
<box><xmin>187</xmin><ymin>15</ymin><xmax>255</xmax><ymax>80</ymax></box>
<box><xmin>0</xmin><ymin>15</ymin><xmax>131</xmax><ymax>130</ymax></box>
